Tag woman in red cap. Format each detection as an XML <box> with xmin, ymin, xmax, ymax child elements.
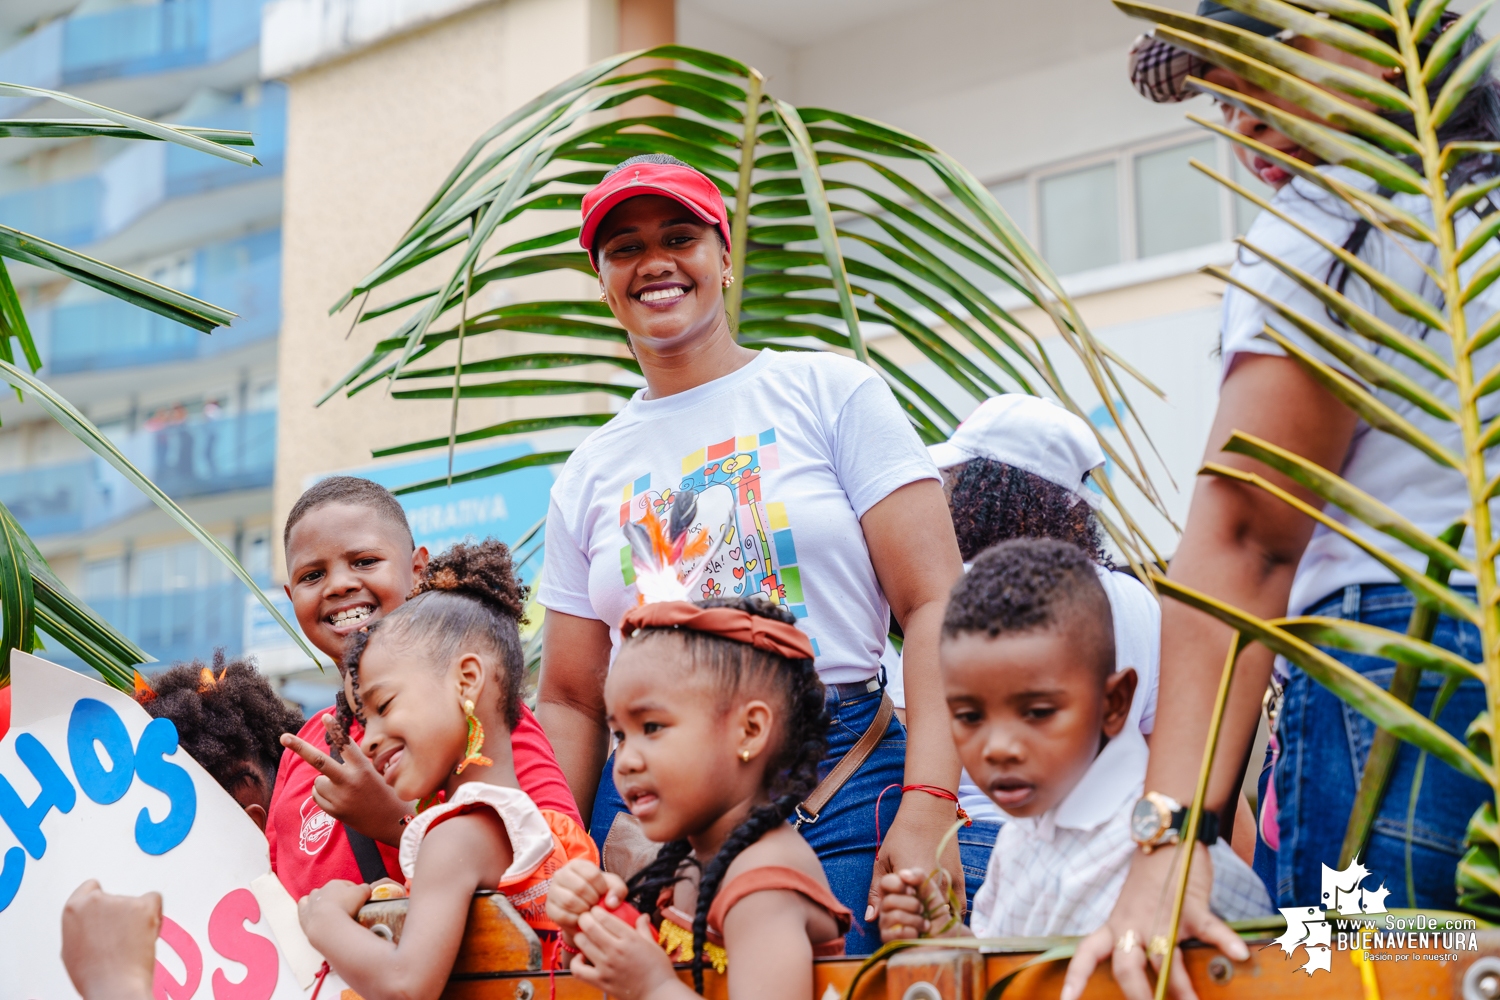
<box><xmin>533</xmin><ymin>154</ymin><xmax>965</xmax><ymax>952</ymax></box>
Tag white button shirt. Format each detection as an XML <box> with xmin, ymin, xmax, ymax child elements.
<box><xmin>969</xmin><ymin>725</ymin><xmax>1271</xmax><ymax>937</ymax></box>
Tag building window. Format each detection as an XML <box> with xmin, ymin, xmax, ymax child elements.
<box><xmin>1134</xmin><ymin>138</ymin><xmax>1220</xmax><ymax>258</ymax></box>
<box><xmin>984</xmin><ymin>132</ymin><xmax>1278</xmax><ymax>277</ymax></box>
<box><xmin>1040</xmin><ymin>162</ymin><xmax>1120</xmax><ymax>276</ymax></box>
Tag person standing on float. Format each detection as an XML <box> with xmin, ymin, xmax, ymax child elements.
<box><xmin>534</xmin><ymin>153</ymin><xmax>965</xmax><ymax>952</ymax></box>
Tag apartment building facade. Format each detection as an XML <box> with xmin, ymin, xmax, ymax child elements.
<box><xmin>0</xmin><ymin>0</ymin><xmax>283</xmax><ymax>685</ymax></box>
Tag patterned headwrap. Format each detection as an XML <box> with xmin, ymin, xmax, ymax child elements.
<box><xmin>620</xmin><ymin>601</ymin><xmax>814</xmax><ymax>661</ymax></box>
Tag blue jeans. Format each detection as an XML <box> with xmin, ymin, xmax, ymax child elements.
<box><xmin>591</xmin><ymin>684</ymin><xmax>907</xmax><ymax>955</ymax></box>
<box><xmin>1253</xmin><ymin>583</ymin><xmax>1489</xmax><ymax>909</ymax></box>
<box><xmin>958</xmin><ymin>820</ymin><xmax>1001</xmax><ymax>915</ymax></box>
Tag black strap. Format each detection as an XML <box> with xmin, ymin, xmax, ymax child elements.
<box><xmin>326</xmin><ymin>736</ymin><xmax>395</xmax><ymax>884</ymax></box>
<box><xmin>346</xmin><ymin>826</ymin><xmax>393</xmax><ymax>884</ymax></box>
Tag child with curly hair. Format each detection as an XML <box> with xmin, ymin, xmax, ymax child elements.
<box><xmin>138</xmin><ymin>651</ymin><xmax>304</xmax><ymax>831</ymax></box>
<box><xmin>269</xmin><ymin>476</ymin><xmax>578</xmax><ymax>900</ymax></box>
<box><xmin>545</xmin><ymin>597</ymin><xmax>846</xmax><ymax>999</ymax></box>
<box><xmin>297</xmin><ymin>540</ymin><xmax>597</xmax><ymax>998</ymax></box>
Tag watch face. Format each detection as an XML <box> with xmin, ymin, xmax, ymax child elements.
<box><xmin>1131</xmin><ymin>797</ymin><xmax>1162</xmax><ymax>843</ymax></box>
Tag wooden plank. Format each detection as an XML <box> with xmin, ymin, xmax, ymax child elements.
<box><xmin>437</xmin><ymin>934</ymin><xmax>1498</xmax><ymax>999</ymax></box>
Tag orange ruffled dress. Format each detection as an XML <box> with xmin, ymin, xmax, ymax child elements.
<box><xmin>399</xmin><ymin>782</ymin><xmax>600</xmax><ymax>966</ymax></box>
<box><xmin>657</xmin><ymin>866</ymin><xmax>853</xmax><ymax>974</ymax></box>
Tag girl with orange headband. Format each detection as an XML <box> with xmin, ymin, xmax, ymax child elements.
<box><xmin>545</xmin><ymin>596</ymin><xmax>850</xmax><ymax>998</ymax></box>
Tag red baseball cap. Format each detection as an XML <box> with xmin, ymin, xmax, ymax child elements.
<box><xmin>579</xmin><ymin>161</ymin><xmax>731</xmax><ymax>270</ymax></box>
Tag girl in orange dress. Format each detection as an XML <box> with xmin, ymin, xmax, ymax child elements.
<box><xmin>297</xmin><ymin>541</ymin><xmax>597</xmax><ymax>999</ymax></box>
<box><xmin>546</xmin><ymin>597</ymin><xmax>849</xmax><ymax>999</ymax></box>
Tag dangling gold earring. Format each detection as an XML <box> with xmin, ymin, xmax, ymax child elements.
<box><xmin>739</xmin><ymin>748</ymin><xmax>751</xmax><ymax>762</ymax></box>
<box><xmin>455</xmin><ymin>698</ymin><xmax>493</xmax><ymax>774</ymax></box>
<box><xmin>722</xmin><ymin>275</ymin><xmax>735</xmax><ymax>289</ymax></box>
<box><xmin>598</xmin><ymin>286</ymin><xmax>608</xmax><ymax>301</ymax></box>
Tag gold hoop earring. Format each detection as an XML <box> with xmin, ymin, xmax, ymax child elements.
<box><xmin>739</xmin><ymin>748</ymin><xmax>751</xmax><ymax>762</ymax></box>
<box><xmin>455</xmin><ymin>698</ymin><xmax>494</xmax><ymax>774</ymax></box>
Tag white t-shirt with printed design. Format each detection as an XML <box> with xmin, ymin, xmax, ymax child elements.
<box><xmin>537</xmin><ymin>349</ymin><xmax>940</xmax><ymax>684</ymax></box>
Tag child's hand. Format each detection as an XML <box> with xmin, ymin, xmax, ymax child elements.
<box><xmin>61</xmin><ymin>880</ymin><xmax>161</xmax><ymax>1000</ymax></box>
<box><xmin>298</xmin><ymin>879</ymin><xmax>372</xmax><ymax>928</ymax></box>
<box><xmin>877</xmin><ymin>869</ymin><xmax>956</xmax><ymax>943</ymax></box>
<box><xmin>282</xmin><ymin>720</ymin><xmax>413</xmax><ymax>846</ymax></box>
<box><xmin>570</xmin><ymin>906</ymin><xmax>675</xmax><ymax>1000</ymax></box>
<box><xmin>546</xmin><ymin>860</ymin><xmax>630</xmax><ymax>936</ymax></box>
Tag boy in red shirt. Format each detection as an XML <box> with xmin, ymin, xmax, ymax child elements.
<box><xmin>267</xmin><ymin>476</ymin><xmax>578</xmax><ymax>899</ymax></box>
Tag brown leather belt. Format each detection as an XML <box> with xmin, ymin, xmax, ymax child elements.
<box><xmin>793</xmin><ymin>691</ymin><xmax>895</xmax><ymax>829</ymax></box>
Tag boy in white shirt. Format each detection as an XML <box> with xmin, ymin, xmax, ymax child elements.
<box><xmin>877</xmin><ymin>539</ymin><xmax>1270</xmax><ymax>939</ymax></box>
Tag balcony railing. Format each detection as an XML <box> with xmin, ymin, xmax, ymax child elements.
<box><xmin>51</xmin><ymin>581</ymin><xmax>247</xmax><ymax>673</ymax></box>
<box><xmin>41</xmin><ymin>230</ymin><xmax>281</xmax><ymax>374</ymax></box>
<box><xmin>0</xmin><ymin>409</ymin><xmax>277</xmax><ymax>539</ymax></box>
<box><xmin>0</xmin><ymin>0</ymin><xmax>266</xmax><ymax>105</ymax></box>
<box><xmin>0</xmin><ymin>85</ymin><xmax>285</xmax><ymax>249</ymax></box>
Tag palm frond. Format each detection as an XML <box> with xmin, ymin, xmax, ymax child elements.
<box><xmin>325</xmin><ymin>45</ymin><xmax>1172</xmax><ymax>570</ymax></box>
<box><xmin>1116</xmin><ymin>0</ymin><xmax>1500</xmax><ymax>938</ymax></box>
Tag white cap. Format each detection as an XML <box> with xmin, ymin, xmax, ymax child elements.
<box><xmin>928</xmin><ymin>394</ymin><xmax>1106</xmax><ymax>507</ymax></box>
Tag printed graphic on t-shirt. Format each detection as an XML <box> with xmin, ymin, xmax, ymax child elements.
<box><xmin>617</xmin><ymin>429</ymin><xmax>817</xmax><ymax>649</ymax></box>
<box><xmin>299</xmin><ymin>795</ymin><xmax>335</xmax><ymax>855</ymax></box>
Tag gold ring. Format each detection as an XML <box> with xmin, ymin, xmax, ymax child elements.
<box><xmin>1148</xmin><ymin>935</ymin><xmax>1171</xmax><ymax>961</ymax></box>
<box><xmin>1115</xmin><ymin>930</ymin><xmax>1141</xmax><ymax>954</ymax></box>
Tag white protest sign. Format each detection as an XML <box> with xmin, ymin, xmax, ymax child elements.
<box><xmin>0</xmin><ymin>651</ymin><xmax>343</xmax><ymax>999</ymax></box>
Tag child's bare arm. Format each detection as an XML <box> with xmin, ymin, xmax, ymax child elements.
<box><xmin>300</xmin><ymin>812</ymin><xmax>509</xmax><ymax>1000</ymax></box>
<box><xmin>545</xmin><ymin>860</ymin><xmax>628</xmax><ymax>944</ymax></box>
<box><xmin>720</xmin><ymin>889</ymin><xmax>819</xmax><ymax>1000</ymax></box>
<box><xmin>877</xmin><ymin>869</ymin><xmax>970</xmax><ymax>943</ymax></box>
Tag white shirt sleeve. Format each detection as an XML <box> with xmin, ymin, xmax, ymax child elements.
<box><xmin>534</xmin><ymin>491</ymin><xmax>598</xmax><ymax>621</ymax></box>
<box><xmin>1220</xmin><ymin>175</ymin><xmax>1364</xmax><ymax>378</ymax></box>
<box><xmin>832</xmin><ymin>376</ymin><xmax>941</xmax><ymax>518</ymax></box>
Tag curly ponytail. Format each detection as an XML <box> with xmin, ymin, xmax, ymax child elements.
<box><xmin>620</xmin><ymin>596</ymin><xmax>828</xmax><ymax>993</ymax></box>
<box><xmin>343</xmin><ymin>539</ymin><xmax>529</xmax><ymax>729</ymax></box>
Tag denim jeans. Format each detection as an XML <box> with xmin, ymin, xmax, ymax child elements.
<box><xmin>958</xmin><ymin>820</ymin><xmax>1001</xmax><ymax>914</ymax></box>
<box><xmin>1253</xmin><ymin>583</ymin><xmax>1489</xmax><ymax>909</ymax></box>
<box><xmin>590</xmin><ymin>684</ymin><xmax>908</xmax><ymax>955</ymax></box>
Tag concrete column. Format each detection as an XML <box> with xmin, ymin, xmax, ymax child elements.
<box><xmin>616</xmin><ymin>0</ymin><xmax>674</xmax><ymax>116</ymax></box>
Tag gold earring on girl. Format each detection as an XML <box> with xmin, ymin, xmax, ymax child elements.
<box><xmin>455</xmin><ymin>697</ymin><xmax>494</xmax><ymax>774</ymax></box>
<box><xmin>739</xmin><ymin>748</ymin><xmax>751</xmax><ymax>762</ymax></box>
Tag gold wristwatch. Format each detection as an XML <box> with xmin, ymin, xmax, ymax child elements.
<box><xmin>1130</xmin><ymin>791</ymin><xmax>1219</xmax><ymax>854</ymax></box>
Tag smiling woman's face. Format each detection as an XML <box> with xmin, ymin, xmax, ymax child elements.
<box><xmin>595</xmin><ymin>194</ymin><xmax>733</xmax><ymax>355</ymax></box>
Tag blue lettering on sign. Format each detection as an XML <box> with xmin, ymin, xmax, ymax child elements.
<box><xmin>0</xmin><ymin>734</ymin><xmax>76</xmax><ymax>859</ymax></box>
<box><xmin>0</xmin><ymin>847</ymin><xmax>20</xmax><ymax>910</ymax></box>
<box><xmin>68</xmin><ymin>699</ymin><xmax>135</xmax><ymax>804</ymax></box>
<box><xmin>133</xmin><ymin>717</ymin><xmax>196</xmax><ymax>855</ymax></box>
<box><xmin>0</xmin><ymin>698</ymin><xmax>200</xmax><ymax>911</ymax></box>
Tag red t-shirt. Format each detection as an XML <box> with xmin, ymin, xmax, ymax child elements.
<box><xmin>267</xmin><ymin>703</ymin><xmax>580</xmax><ymax>899</ymax></box>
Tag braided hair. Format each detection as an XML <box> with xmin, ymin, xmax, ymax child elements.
<box><xmin>946</xmin><ymin>458</ymin><xmax>1107</xmax><ymax>564</ymax></box>
<box><xmin>620</xmin><ymin>596</ymin><xmax>828</xmax><ymax>993</ymax></box>
<box><xmin>340</xmin><ymin>539</ymin><xmax>528</xmax><ymax>733</ymax></box>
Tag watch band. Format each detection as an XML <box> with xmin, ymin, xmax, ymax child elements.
<box><xmin>1169</xmin><ymin>806</ymin><xmax>1219</xmax><ymax>845</ymax></box>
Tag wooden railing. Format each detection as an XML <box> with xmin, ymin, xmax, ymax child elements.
<box><xmin>358</xmin><ymin>895</ymin><xmax>1500</xmax><ymax>999</ymax></box>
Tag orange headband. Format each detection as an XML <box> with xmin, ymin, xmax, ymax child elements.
<box><xmin>620</xmin><ymin>602</ymin><xmax>815</xmax><ymax>661</ymax></box>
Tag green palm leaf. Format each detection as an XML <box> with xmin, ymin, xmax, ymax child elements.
<box><xmin>1118</xmin><ymin>0</ymin><xmax>1500</xmax><ymax>935</ymax></box>
<box><xmin>0</xmin><ymin>86</ymin><xmax>314</xmax><ymax>690</ymax></box>
<box><xmin>323</xmin><ymin>44</ymin><xmax>1167</xmax><ymax>563</ymax></box>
